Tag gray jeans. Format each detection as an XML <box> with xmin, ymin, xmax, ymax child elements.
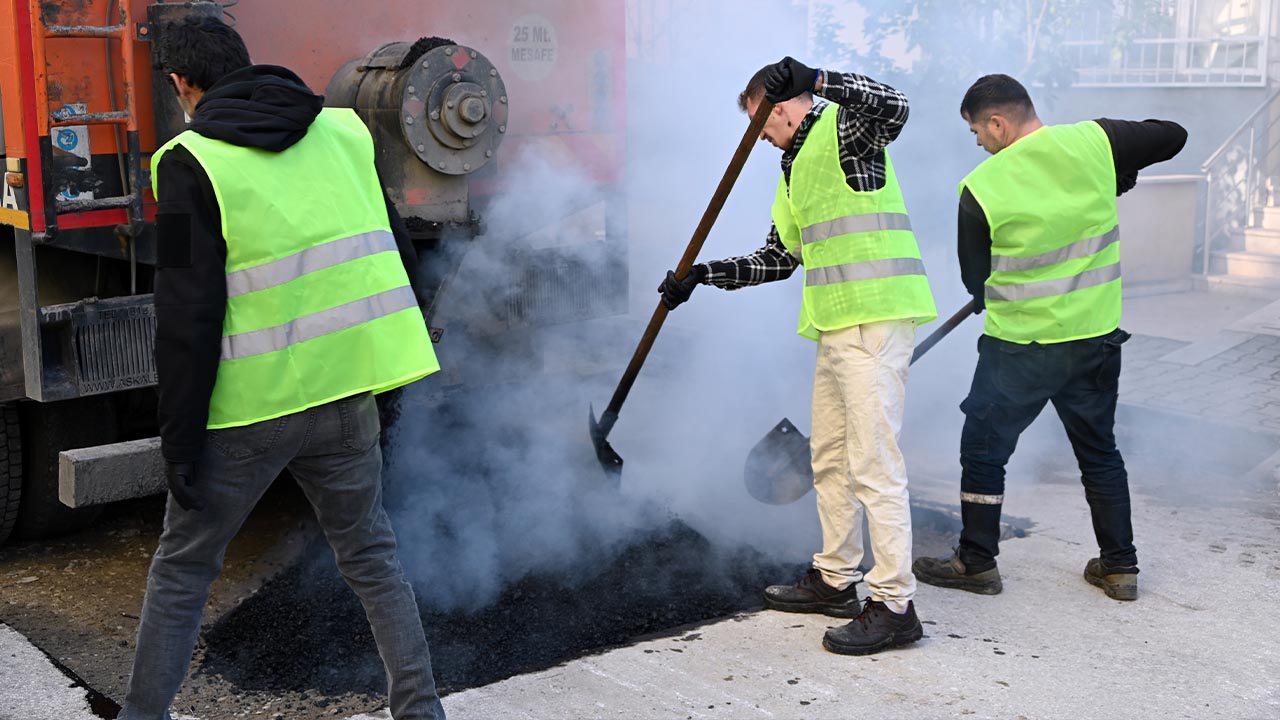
<box><xmin>121</xmin><ymin>392</ymin><xmax>445</xmax><ymax>720</ymax></box>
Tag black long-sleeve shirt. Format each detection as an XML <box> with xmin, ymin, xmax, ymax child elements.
<box><xmin>153</xmin><ymin>146</ymin><xmax>420</xmax><ymax>464</ymax></box>
<box><xmin>957</xmin><ymin>118</ymin><xmax>1188</xmax><ymax>312</ymax></box>
<box><xmin>697</xmin><ymin>69</ymin><xmax>911</xmax><ymax>289</ymax></box>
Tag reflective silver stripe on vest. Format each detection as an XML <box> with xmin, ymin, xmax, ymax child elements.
<box><xmin>800</xmin><ymin>212</ymin><xmax>912</xmax><ymax>245</ymax></box>
<box><xmin>991</xmin><ymin>226</ymin><xmax>1120</xmax><ymax>273</ymax></box>
<box><xmin>985</xmin><ymin>261</ymin><xmax>1121</xmax><ymax>303</ymax></box>
<box><xmin>222</xmin><ymin>285</ymin><xmax>417</xmax><ymax>360</ymax></box>
<box><xmin>806</xmin><ymin>257</ymin><xmax>926</xmax><ymax>287</ymax></box>
<box><xmin>225</xmin><ymin>230</ymin><xmax>398</xmax><ymax>298</ymax></box>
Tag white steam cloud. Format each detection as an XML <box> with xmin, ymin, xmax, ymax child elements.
<box><xmin>378</xmin><ymin>0</ymin><xmax>1270</xmax><ymax>611</ymax></box>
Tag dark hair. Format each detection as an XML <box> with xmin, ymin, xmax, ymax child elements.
<box><xmin>737</xmin><ymin>65</ymin><xmax>771</xmax><ymax>112</ymax></box>
<box><xmin>960</xmin><ymin>74</ymin><xmax>1035</xmax><ymax>122</ymax></box>
<box><xmin>152</xmin><ymin>16</ymin><xmax>251</xmax><ymax>91</ymax></box>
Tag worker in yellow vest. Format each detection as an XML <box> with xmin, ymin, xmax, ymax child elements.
<box><xmin>661</xmin><ymin>57</ymin><xmax>936</xmax><ymax>655</ymax></box>
<box><xmin>122</xmin><ymin>17</ymin><xmax>445</xmax><ymax>720</ymax></box>
<box><xmin>914</xmin><ymin>74</ymin><xmax>1186</xmax><ymax>602</ymax></box>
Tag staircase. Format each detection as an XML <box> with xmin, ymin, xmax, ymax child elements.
<box><xmin>1207</xmin><ymin>205</ymin><xmax>1280</xmax><ymax>296</ymax></box>
<box><xmin>1203</xmin><ymin>89</ymin><xmax>1280</xmax><ymax>298</ymax></box>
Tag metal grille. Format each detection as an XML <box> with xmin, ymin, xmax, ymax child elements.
<box><xmin>507</xmin><ymin>247</ymin><xmax>626</xmax><ymax>327</ymax></box>
<box><xmin>73</xmin><ymin>306</ymin><xmax>157</xmax><ymax>395</ymax></box>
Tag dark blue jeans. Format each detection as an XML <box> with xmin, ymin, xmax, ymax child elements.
<box><xmin>958</xmin><ymin>329</ymin><xmax>1137</xmax><ymax>571</ymax></box>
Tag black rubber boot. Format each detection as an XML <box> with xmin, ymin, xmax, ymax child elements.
<box><xmin>763</xmin><ymin>568</ymin><xmax>860</xmax><ymax>618</ymax></box>
<box><xmin>1084</xmin><ymin>558</ymin><xmax>1138</xmax><ymax>601</ymax></box>
<box><xmin>913</xmin><ymin>551</ymin><xmax>1003</xmax><ymax>595</ymax></box>
<box><xmin>822</xmin><ymin>598</ymin><xmax>924</xmax><ymax>656</ymax></box>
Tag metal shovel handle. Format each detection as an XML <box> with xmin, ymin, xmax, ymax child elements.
<box><xmin>912</xmin><ymin>300</ymin><xmax>976</xmax><ymax>363</ymax></box>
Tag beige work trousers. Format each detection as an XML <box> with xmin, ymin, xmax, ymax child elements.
<box><xmin>810</xmin><ymin>318</ymin><xmax>917</xmax><ymax>604</ymax></box>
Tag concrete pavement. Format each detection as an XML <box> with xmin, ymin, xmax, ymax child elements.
<box><xmin>0</xmin><ymin>623</ymin><xmax>98</xmax><ymax>720</ymax></box>
<box><xmin>1122</xmin><ymin>294</ymin><xmax>1280</xmax><ymax>434</ymax></box>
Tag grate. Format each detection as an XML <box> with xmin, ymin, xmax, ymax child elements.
<box><xmin>506</xmin><ymin>246</ymin><xmax>626</xmax><ymax>327</ymax></box>
<box><xmin>72</xmin><ymin>304</ymin><xmax>157</xmax><ymax>396</ymax></box>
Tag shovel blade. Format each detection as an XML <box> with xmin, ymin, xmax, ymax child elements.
<box><xmin>744</xmin><ymin>417</ymin><xmax>813</xmax><ymax>505</ymax></box>
<box><xmin>589</xmin><ymin>405</ymin><xmax>623</xmax><ymax>482</ymax></box>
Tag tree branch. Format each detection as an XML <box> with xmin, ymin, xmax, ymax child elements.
<box><xmin>1024</xmin><ymin>0</ymin><xmax>1052</xmax><ymax>74</ymax></box>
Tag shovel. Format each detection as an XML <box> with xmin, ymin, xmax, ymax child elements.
<box><xmin>744</xmin><ymin>300</ymin><xmax>976</xmax><ymax>504</ymax></box>
<box><xmin>590</xmin><ymin>99</ymin><xmax>775</xmax><ymax>481</ymax></box>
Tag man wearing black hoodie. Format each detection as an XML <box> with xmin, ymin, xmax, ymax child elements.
<box><xmin>122</xmin><ymin>17</ymin><xmax>445</xmax><ymax>720</ymax></box>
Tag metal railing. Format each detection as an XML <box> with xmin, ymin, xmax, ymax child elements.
<box><xmin>1200</xmin><ymin>88</ymin><xmax>1280</xmax><ymax>274</ymax></box>
<box><xmin>1063</xmin><ymin>34</ymin><xmax>1269</xmax><ymax>87</ymax></box>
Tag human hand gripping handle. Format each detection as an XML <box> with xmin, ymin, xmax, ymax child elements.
<box><xmin>763</xmin><ymin>56</ymin><xmax>818</xmax><ymax>103</ymax></box>
<box><xmin>658</xmin><ymin>266</ymin><xmax>707</xmax><ymax>310</ymax></box>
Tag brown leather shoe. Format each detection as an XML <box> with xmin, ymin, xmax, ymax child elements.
<box><xmin>763</xmin><ymin>568</ymin><xmax>860</xmax><ymax>618</ymax></box>
<box><xmin>1084</xmin><ymin>558</ymin><xmax>1138</xmax><ymax>601</ymax></box>
<box><xmin>913</xmin><ymin>551</ymin><xmax>1003</xmax><ymax>595</ymax></box>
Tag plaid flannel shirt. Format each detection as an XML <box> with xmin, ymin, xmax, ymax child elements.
<box><xmin>698</xmin><ymin>70</ymin><xmax>910</xmax><ymax>290</ymax></box>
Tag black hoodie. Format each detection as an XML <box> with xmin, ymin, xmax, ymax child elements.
<box><xmin>153</xmin><ymin>65</ymin><xmax>420</xmax><ymax>464</ymax></box>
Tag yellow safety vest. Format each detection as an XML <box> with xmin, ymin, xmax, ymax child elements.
<box><xmin>959</xmin><ymin>121</ymin><xmax>1121</xmax><ymax>344</ymax></box>
<box><xmin>152</xmin><ymin>108</ymin><xmax>438</xmax><ymax>429</ymax></box>
<box><xmin>772</xmin><ymin>105</ymin><xmax>936</xmax><ymax>340</ymax></box>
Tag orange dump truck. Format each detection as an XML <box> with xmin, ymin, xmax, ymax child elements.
<box><xmin>0</xmin><ymin>0</ymin><xmax>627</xmax><ymax>544</ymax></box>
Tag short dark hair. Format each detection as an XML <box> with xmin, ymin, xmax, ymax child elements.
<box><xmin>960</xmin><ymin>74</ymin><xmax>1036</xmax><ymax>122</ymax></box>
<box><xmin>152</xmin><ymin>16</ymin><xmax>251</xmax><ymax>91</ymax></box>
<box><xmin>738</xmin><ymin>65</ymin><xmax>770</xmax><ymax>112</ymax></box>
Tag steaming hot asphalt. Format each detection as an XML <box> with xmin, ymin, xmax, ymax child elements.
<box><xmin>196</xmin><ymin>500</ymin><xmax>998</xmax><ymax>705</ymax></box>
<box><xmin>198</xmin><ymin>519</ymin><xmax>801</xmax><ymax>698</ymax></box>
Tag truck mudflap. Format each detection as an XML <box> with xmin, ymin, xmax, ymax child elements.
<box><xmin>58</xmin><ymin>436</ymin><xmax>163</xmax><ymax>508</ymax></box>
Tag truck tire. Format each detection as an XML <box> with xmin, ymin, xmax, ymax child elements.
<box><xmin>0</xmin><ymin>404</ymin><xmax>22</xmax><ymax>546</ymax></box>
<box><xmin>14</xmin><ymin>396</ymin><xmax>117</xmax><ymax>540</ymax></box>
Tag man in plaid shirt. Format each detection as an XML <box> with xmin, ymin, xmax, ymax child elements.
<box><xmin>661</xmin><ymin>57</ymin><xmax>936</xmax><ymax>656</ymax></box>
<box><xmin>670</xmin><ymin>66</ymin><xmax>910</xmax><ymax>289</ymax></box>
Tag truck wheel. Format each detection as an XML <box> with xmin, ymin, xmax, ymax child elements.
<box><xmin>14</xmin><ymin>396</ymin><xmax>117</xmax><ymax>540</ymax></box>
<box><xmin>0</xmin><ymin>404</ymin><xmax>22</xmax><ymax>546</ymax></box>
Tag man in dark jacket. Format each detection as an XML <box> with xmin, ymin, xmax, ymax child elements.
<box><xmin>122</xmin><ymin>17</ymin><xmax>445</xmax><ymax>720</ymax></box>
<box><xmin>913</xmin><ymin>74</ymin><xmax>1187</xmax><ymax>602</ymax></box>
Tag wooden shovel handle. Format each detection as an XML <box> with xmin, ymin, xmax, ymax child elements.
<box><xmin>601</xmin><ymin>100</ymin><xmax>775</xmax><ymax>420</ymax></box>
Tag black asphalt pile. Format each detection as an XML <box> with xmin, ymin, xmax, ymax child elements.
<box><xmin>198</xmin><ymin>519</ymin><xmax>802</xmax><ymax>698</ymax></box>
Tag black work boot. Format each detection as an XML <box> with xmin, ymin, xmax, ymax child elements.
<box><xmin>763</xmin><ymin>568</ymin><xmax>860</xmax><ymax>618</ymax></box>
<box><xmin>823</xmin><ymin>598</ymin><xmax>924</xmax><ymax>656</ymax></box>
<box><xmin>913</xmin><ymin>551</ymin><xmax>1003</xmax><ymax>595</ymax></box>
<box><xmin>1084</xmin><ymin>558</ymin><xmax>1138</xmax><ymax>601</ymax></box>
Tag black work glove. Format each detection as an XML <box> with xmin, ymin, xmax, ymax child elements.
<box><xmin>658</xmin><ymin>266</ymin><xmax>707</xmax><ymax>311</ymax></box>
<box><xmin>763</xmin><ymin>56</ymin><xmax>819</xmax><ymax>103</ymax></box>
<box><xmin>166</xmin><ymin>461</ymin><xmax>205</xmax><ymax>512</ymax></box>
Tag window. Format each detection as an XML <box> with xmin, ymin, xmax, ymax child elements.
<box><xmin>1064</xmin><ymin>0</ymin><xmax>1271</xmax><ymax>86</ymax></box>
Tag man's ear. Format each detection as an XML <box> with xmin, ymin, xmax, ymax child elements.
<box><xmin>170</xmin><ymin>73</ymin><xmax>203</xmax><ymax>96</ymax></box>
